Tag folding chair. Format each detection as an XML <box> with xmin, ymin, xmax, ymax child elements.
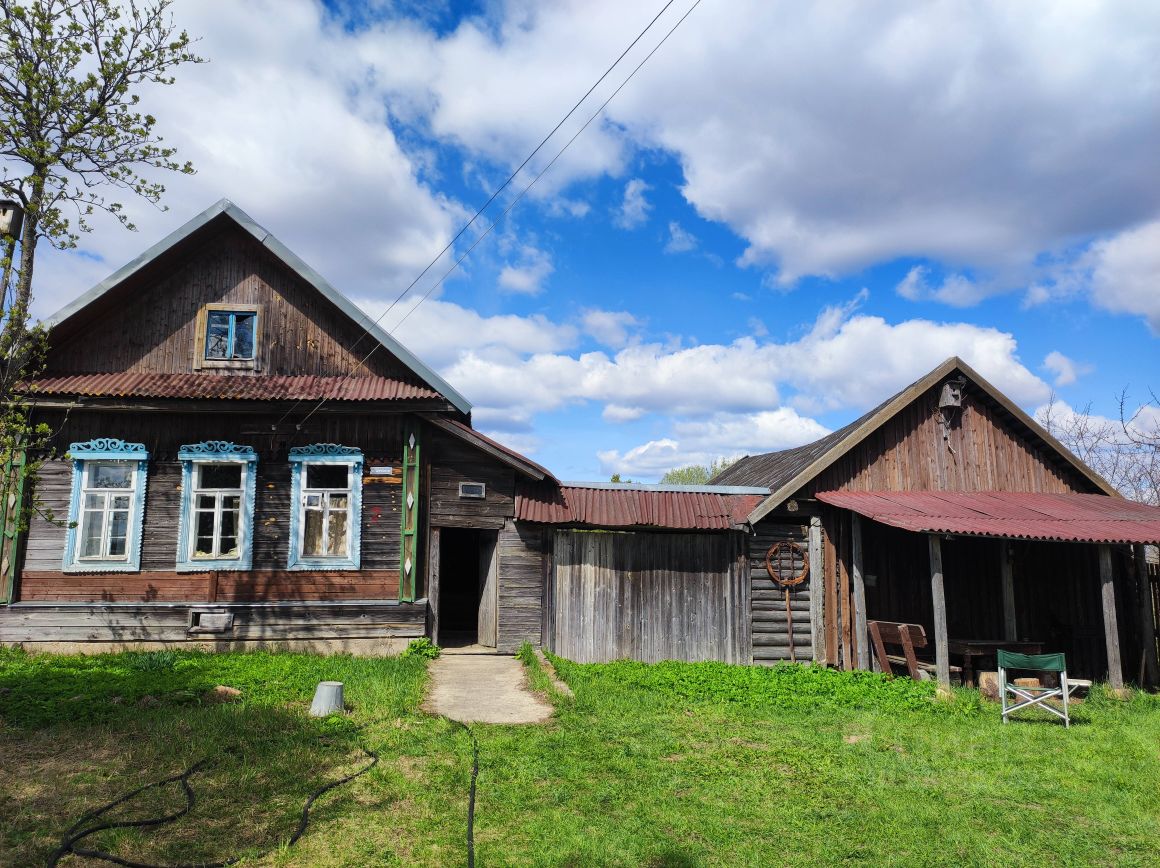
<box><xmin>998</xmin><ymin>650</ymin><xmax>1074</xmax><ymax>727</ymax></box>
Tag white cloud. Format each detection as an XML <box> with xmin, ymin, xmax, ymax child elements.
<box><xmin>497</xmin><ymin>245</ymin><xmax>554</xmax><ymax>294</ymax></box>
<box><xmin>895</xmin><ymin>265</ymin><xmax>986</xmax><ymax>307</ymax></box>
<box><xmin>602</xmin><ymin>404</ymin><xmax>646</xmax><ymax>423</ymax></box>
<box><xmin>1042</xmin><ymin>351</ymin><xmax>1090</xmax><ymax>387</ymax></box>
<box><xmin>597</xmin><ymin>439</ymin><xmax>683</xmax><ymax>479</ymax></box>
<box><xmin>359</xmin><ymin>0</ymin><xmax>1160</xmax><ymax>291</ymax></box>
<box><xmin>614</xmin><ymin>178</ymin><xmax>651</xmax><ymax>229</ymax></box>
<box><xmin>664</xmin><ymin>221</ymin><xmax>697</xmax><ymax>254</ymax></box>
<box><xmin>1086</xmin><ymin>220</ymin><xmax>1160</xmax><ymax>333</ymax></box>
<box><xmin>581</xmin><ymin>309</ymin><xmax>640</xmax><ymax>349</ymax></box>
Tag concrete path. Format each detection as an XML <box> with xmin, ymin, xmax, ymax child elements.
<box><xmin>425</xmin><ymin>655</ymin><xmax>553</xmax><ymax>724</ymax></box>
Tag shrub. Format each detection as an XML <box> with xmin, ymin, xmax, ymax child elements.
<box><xmin>399</xmin><ymin>638</ymin><xmax>441</xmax><ymax>660</ymax></box>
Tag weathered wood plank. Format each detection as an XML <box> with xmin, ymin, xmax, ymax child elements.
<box><xmin>928</xmin><ymin>534</ymin><xmax>950</xmax><ymax>689</ymax></box>
<box><xmin>1098</xmin><ymin>544</ymin><xmax>1124</xmax><ymax>690</ymax></box>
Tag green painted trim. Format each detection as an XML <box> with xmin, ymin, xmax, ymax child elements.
<box><xmin>2</xmin><ymin>451</ymin><xmax>27</xmax><ymax>604</ymax></box>
<box><xmin>400</xmin><ymin>423</ymin><xmax>421</xmax><ymax>603</ymax></box>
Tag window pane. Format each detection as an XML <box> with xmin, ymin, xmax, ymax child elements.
<box><xmin>197</xmin><ymin>495</ymin><xmax>216</xmax><ymax>510</ymax></box>
<box><xmin>233</xmin><ymin>314</ymin><xmax>255</xmax><ymax>359</ymax></box>
<box><xmin>107</xmin><ymin>536</ymin><xmax>127</xmax><ymax>557</ymax></box>
<box><xmin>109</xmin><ymin>510</ymin><xmax>129</xmax><ymax>542</ymax></box>
<box><xmin>198</xmin><ymin>464</ymin><xmax>242</xmax><ymax>489</ymax></box>
<box><xmin>220</xmin><ymin>507</ymin><xmax>237</xmax><ymax>538</ymax></box>
<box><xmin>195</xmin><ymin>536</ymin><xmax>215</xmax><ymax>556</ymax></box>
<box><xmin>206</xmin><ymin>313</ymin><xmax>230</xmax><ymax>359</ymax></box>
<box><xmin>306</xmin><ymin>464</ymin><xmax>348</xmax><ymax>489</ymax></box>
<box><xmin>326</xmin><ymin>510</ymin><xmax>348</xmax><ymax>556</ymax></box>
<box><xmin>303</xmin><ymin>509</ymin><xmax>324</xmax><ymax>556</ymax></box>
<box><xmin>80</xmin><ymin>514</ymin><xmax>103</xmax><ymax>558</ymax></box>
<box><xmin>111</xmin><ymin>495</ymin><xmax>130</xmax><ymax>510</ymax></box>
<box><xmin>90</xmin><ymin>463</ymin><xmax>132</xmax><ymax>489</ymax></box>
<box><xmin>84</xmin><ymin>492</ymin><xmax>105</xmax><ymax>510</ymax></box>
<box><xmin>305</xmin><ymin>493</ymin><xmax>321</xmax><ymax>508</ymax></box>
<box><xmin>196</xmin><ymin>511</ymin><xmax>215</xmax><ymax>538</ymax></box>
<box><xmin>219</xmin><ymin>536</ymin><xmax>238</xmax><ymax>557</ymax></box>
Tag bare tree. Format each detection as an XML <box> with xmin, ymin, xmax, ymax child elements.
<box><xmin>1038</xmin><ymin>390</ymin><xmax>1160</xmax><ymax>505</ymax></box>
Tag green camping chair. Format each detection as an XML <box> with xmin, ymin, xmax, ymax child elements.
<box><xmin>998</xmin><ymin>650</ymin><xmax>1076</xmax><ymax>727</ymax></box>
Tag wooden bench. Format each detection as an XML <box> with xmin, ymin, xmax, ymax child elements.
<box><xmin>867</xmin><ymin>620</ymin><xmax>961</xmax><ymax>682</ymax></box>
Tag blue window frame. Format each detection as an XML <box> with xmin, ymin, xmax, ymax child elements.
<box><xmin>205</xmin><ymin>310</ymin><xmax>256</xmax><ymax>360</ymax></box>
<box><xmin>63</xmin><ymin>439</ymin><xmax>149</xmax><ymax>572</ymax></box>
<box><xmin>176</xmin><ymin>442</ymin><xmax>257</xmax><ymax>572</ymax></box>
<box><xmin>288</xmin><ymin>445</ymin><xmax>363</xmax><ymax>570</ymax></box>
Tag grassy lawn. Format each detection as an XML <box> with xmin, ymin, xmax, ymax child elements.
<box><xmin>2</xmin><ymin>647</ymin><xmax>1158</xmax><ymax>867</ymax></box>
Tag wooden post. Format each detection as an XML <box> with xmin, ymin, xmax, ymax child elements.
<box><xmin>1000</xmin><ymin>541</ymin><xmax>1017</xmax><ymax>641</ymax></box>
<box><xmin>928</xmin><ymin>534</ymin><xmax>950</xmax><ymax>690</ymax></box>
<box><xmin>427</xmin><ymin>526</ymin><xmax>440</xmax><ymax>647</ymax></box>
<box><xmin>1135</xmin><ymin>545</ymin><xmax>1158</xmax><ymax>688</ymax></box>
<box><xmin>1099</xmin><ymin>544</ymin><xmax>1124</xmax><ymax>691</ymax></box>
<box><xmin>808</xmin><ymin>517</ymin><xmax>826</xmax><ymax>664</ymax></box>
<box><xmin>851</xmin><ymin>513</ymin><xmax>869</xmax><ymax>670</ymax></box>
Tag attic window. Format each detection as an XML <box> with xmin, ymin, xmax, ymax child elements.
<box><xmin>194</xmin><ymin>303</ymin><xmax>261</xmax><ymax>370</ymax></box>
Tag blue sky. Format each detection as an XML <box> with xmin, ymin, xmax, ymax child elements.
<box><xmin>27</xmin><ymin>0</ymin><xmax>1160</xmax><ymax>481</ymax></box>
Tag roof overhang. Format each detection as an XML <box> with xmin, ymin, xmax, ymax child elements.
<box><xmin>424</xmin><ymin>416</ymin><xmax>553</xmax><ymax>481</ymax></box>
<box><xmin>816</xmin><ymin>490</ymin><xmax>1160</xmax><ymax>544</ymax></box>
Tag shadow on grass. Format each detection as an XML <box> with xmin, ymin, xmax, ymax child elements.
<box><xmin>0</xmin><ymin>650</ymin><xmax>423</xmax><ymax>866</ymax></box>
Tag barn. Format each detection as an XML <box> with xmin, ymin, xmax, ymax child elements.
<box><xmin>1</xmin><ymin>201</ymin><xmax>1157</xmax><ymax>689</ymax></box>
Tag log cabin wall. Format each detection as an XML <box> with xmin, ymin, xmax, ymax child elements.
<box><xmin>748</xmin><ymin>518</ymin><xmax>813</xmax><ymax>665</ymax></box>
<box><xmin>546</xmin><ymin>529</ymin><xmax>750</xmax><ymax>664</ymax></box>
<box><xmin>19</xmin><ymin>410</ymin><xmax>407</xmax><ymax>603</ymax></box>
<box><xmin>808</xmin><ymin>383</ymin><xmax>1095</xmax><ymax>496</ymax></box>
<box><xmin>43</xmin><ymin>225</ymin><xmax>421</xmax><ymax>384</ymax></box>
<box><xmin>426</xmin><ymin>429</ymin><xmax>516</xmax><ymax>530</ymax></box>
<box><xmin>496</xmin><ymin>520</ymin><xmax>548</xmax><ymax>653</ymax></box>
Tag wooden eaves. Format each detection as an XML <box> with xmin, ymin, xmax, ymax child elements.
<box><xmin>745</xmin><ymin>356</ymin><xmax>1121</xmax><ymax>525</ymax></box>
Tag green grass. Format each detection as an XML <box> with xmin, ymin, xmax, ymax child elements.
<box><xmin>2</xmin><ymin>646</ymin><xmax>1158</xmax><ymax>867</ymax></box>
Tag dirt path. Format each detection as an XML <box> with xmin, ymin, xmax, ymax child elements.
<box><xmin>424</xmin><ymin>655</ymin><xmax>553</xmax><ymax>724</ymax></box>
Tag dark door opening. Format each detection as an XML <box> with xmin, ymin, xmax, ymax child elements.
<box><xmin>437</xmin><ymin>528</ymin><xmax>497</xmax><ymax>648</ymax></box>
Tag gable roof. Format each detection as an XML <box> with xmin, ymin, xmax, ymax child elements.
<box><xmin>43</xmin><ymin>198</ymin><xmax>471</xmax><ymax>415</ymax></box>
<box><xmin>424</xmin><ymin>416</ymin><xmax>554</xmax><ymax>481</ymax></box>
<box><xmin>712</xmin><ymin>356</ymin><xmax>1120</xmax><ymax>525</ymax></box>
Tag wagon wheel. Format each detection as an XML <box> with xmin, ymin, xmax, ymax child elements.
<box><xmin>764</xmin><ymin>541</ymin><xmax>809</xmax><ymax>662</ymax></box>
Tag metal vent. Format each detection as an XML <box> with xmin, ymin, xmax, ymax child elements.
<box><xmin>458</xmin><ymin>481</ymin><xmax>486</xmax><ymax>499</ymax></box>
<box><xmin>188</xmin><ymin>610</ymin><xmax>234</xmax><ymax>633</ymax></box>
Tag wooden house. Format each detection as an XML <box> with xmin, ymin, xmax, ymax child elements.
<box><xmin>0</xmin><ymin>200</ymin><xmax>554</xmax><ymax>653</ymax></box>
<box><xmin>713</xmin><ymin>358</ymin><xmax>1160</xmax><ymax>687</ymax></box>
<box><xmin>2</xmin><ymin>202</ymin><xmax>1157</xmax><ymax>689</ymax></box>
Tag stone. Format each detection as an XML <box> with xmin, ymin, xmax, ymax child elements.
<box><xmin>206</xmin><ymin>685</ymin><xmax>243</xmax><ymax>703</ymax></box>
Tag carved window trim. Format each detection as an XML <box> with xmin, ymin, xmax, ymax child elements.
<box><xmin>175</xmin><ymin>442</ymin><xmax>258</xmax><ymax>572</ymax></box>
<box><xmin>287</xmin><ymin>445</ymin><xmax>363</xmax><ymax>571</ymax></box>
<box><xmin>63</xmin><ymin>440</ymin><xmax>149</xmax><ymax>573</ymax></box>
<box><xmin>194</xmin><ymin>303</ymin><xmax>262</xmax><ymax>371</ymax></box>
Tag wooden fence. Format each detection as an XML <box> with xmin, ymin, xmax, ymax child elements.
<box><xmin>546</xmin><ymin>529</ymin><xmax>749</xmax><ymax>664</ymax></box>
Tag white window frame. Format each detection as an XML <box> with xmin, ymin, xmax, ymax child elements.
<box><xmin>176</xmin><ymin>443</ymin><xmax>258</xmax><ymax>572</ymax></box>
<box><xmin>287</xmin><ymin>445</ymin><xmax>362</xmax><ymax>570</ymax></box>
<box><xmin>63</xmin><ymin>440</ymin><xmax>149</xmax><ymax>573</ymax></box>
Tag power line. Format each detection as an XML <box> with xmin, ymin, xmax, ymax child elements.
<box><xmin>293</xmin><ymin>0</ymin><xmax>705</xmax><ymax>430</ymax></box>
<box><xmin>270</xmin><ymin>0</ymin><xmax>680</xmax><ymax>427</ymax></box>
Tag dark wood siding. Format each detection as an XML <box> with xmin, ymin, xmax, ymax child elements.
<box><xmin>0</xmin><ymin>600</ymin><xmax>426</xmax><ymax>643</ymax></box>
<box><xmin>427</xmin><ymin>429</ymin><xmax>515</xmax><ymax>530</ymax></box>
<box><xmin>749</xmin><ymin>520</ymin><xmax>813</xmax><ymax>664</ymax></box>
<box><xmin>496</xmin><ymin>520</ymin><xmax>546</xmax><ymax>653</ymax></box>
<box><xmin>809</xmin><ymin>385</ymin><xmax>1092</xmax><ymax>496</ymax></box>
<box><xmin>547</xmin><ymin>529</ymin><xmax>749</xmax><ymax>664</ymax></box>
<box><xmin>44</xmin><ymin>226</ymin><xmax>422</xmax><ymax>383</ymax></box>
<box><xmin>19</xmin><ymin>410</ymin><xmax>407</xmax><ymax>602</ymax></box>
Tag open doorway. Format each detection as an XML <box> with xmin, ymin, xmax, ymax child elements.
<box><xmin>437</xmin><ymin>528</ymin><xmax>497</xmax><ymax>648</ymax></box>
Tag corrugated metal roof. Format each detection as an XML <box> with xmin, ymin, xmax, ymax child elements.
<box><xmin>816</xmin><ymin>490</ymin><xmax>1160</xmax><ymax>544</ymax></box>
<box><xmin>515</xmin><ymin>480</ymin><xmax>767</xmax><ymax>530</ymax></box>
<box><xmin>24</xmin><ymin>372</ymin><xmax>442</xmax><ymax>402</ymax></box>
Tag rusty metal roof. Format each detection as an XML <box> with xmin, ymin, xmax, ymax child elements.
<box><xmin>24</xmin><ymin>372</ymin><xmax>442</xmax><ymax>402</ymax></box>
<box><xmin>516</xmin><ymin>480</ymin><xmax>768</xmax><ymax>530</ymax></box>
<box><xmin>816</xmin><ymin>490</ymin><xmax>1160</xmax><ymax>544</ymax></box>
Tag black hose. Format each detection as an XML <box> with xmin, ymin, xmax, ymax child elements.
<box><xmin>47</xmin><ymin>746</ymin><xmax>378</xmax><ymax>868</ymax></box>
<box><xmin>444</xmin><ymin>718</ymin><xmax>480</xmax><ymax>868</ymax></box>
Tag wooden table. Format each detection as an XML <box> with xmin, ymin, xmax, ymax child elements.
<box><xmin>948</xmin><ymin>639</ymin><xmax>1043</xmax><ymax>687</ymax></box>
